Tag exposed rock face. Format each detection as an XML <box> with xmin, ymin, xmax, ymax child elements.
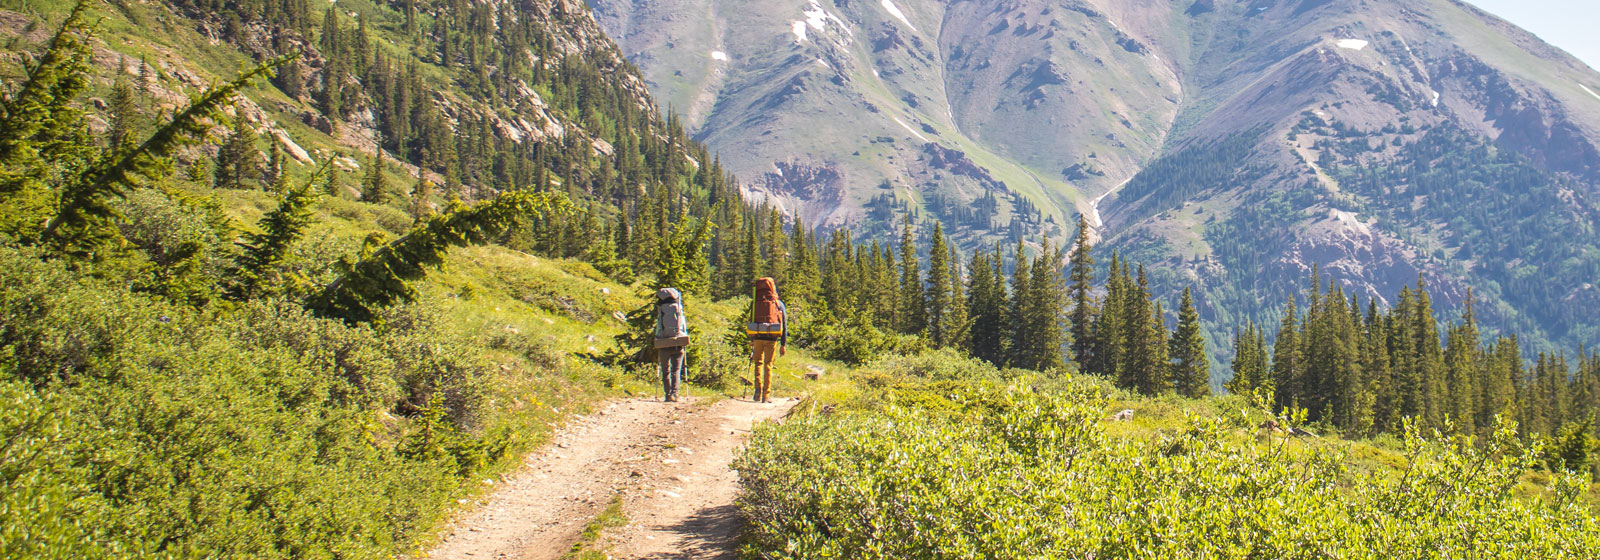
<box><xmin>921</xmin><ymin>143</ymin><xmax>1007</xmax><ymax>192</ymax></box>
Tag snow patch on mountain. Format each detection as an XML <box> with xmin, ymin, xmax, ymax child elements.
<box><xmin>881</xmin><ymin>0</ymin><xmax>916</xmax><ymax>31</ymax></box>
<box><xmin>894</xmin><ymin>117</ymin><xmax>932</xmax><ymax>143</ymax></box>
<box><xmin>1581</xmin><ymin>83</ymin><xmax>1600</xmax><ymax>101</ymax></box>
<box><xmin>803</xmin><ymin>0</ymin><xmax>827</xmax><ymax>31</ymax></box>
<box><xmin>1336</xmin><ymin>39</ymin><xmax>1369</xmax><ymax>50</ymax></box>
<box><xmin>794</xmin><ymin>0</ymin><xmax>850</xmax><ymax>44</ymax></box>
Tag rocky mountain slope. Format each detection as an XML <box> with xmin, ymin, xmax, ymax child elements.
<box><xmin>587</xmin><ymin>0</ymin><xmax>1600</xmax><ymax>362</ymax></box>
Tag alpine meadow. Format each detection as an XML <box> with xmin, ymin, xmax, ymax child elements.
<box><xmin>0</xmin><ymin>0</ymin><xmax>1598</xmax><ymax>558</ymax></box>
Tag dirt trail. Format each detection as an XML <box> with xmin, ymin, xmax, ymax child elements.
<box><xmin>423</xmin><ymin>396</ymin><xmax>795</xmax><ymax>560</ymax></box>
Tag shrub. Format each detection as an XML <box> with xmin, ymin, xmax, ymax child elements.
<box><xmin>735</xmin><ymin>379</ymin><xmax>1600</xmax><ymax>558</ymax></box>
<box><xmin>687</xmin><ymin>336</ymin><xmax>744</xmax><ymax>391</ymax></box>
<box><xmin>799</xmin><ymin>318</ymin><xmax>925</xmax><ymax>365</ymax></box>
<box><xmin>0</xmin><ymin>246</ymin><xmax>545</xmax><ymax>557</ymax></box>
<box><xmin>860</xmin><ymin>348</ymin><xmax>1003</xmax><ymax>381</ymax></box>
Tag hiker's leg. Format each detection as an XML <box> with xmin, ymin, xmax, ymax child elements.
<box><xmin>758</xmin><ymin>344</ymin><xmax>774</xmax><ymax>402</ymax></box>
<box><xmin>760</xmin><ymin>363</ymin><xmax>772</xmax><ymax>402</ymax></box>
<box><xmin>750</xmin><ymin>345</ymin><xmax>763</xmax><ymax>400</ymax></box>
<box><xmin>751</xmin><ymin>341</ymin><xmax>775</xmax><ymax>401</ymax></box>
<box><xmin>668</xmin><ymin>348</ymin><xmax>684</xmax><ymax>398</ymax></box>
<box><xmin>658</xmin><ymin>352</ymin><xmax>672</xmax><ymax>401</ymax></box>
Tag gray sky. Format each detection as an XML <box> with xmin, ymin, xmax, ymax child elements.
<box><xmin>1468</xmin><ymin>0</ymin><xmax>1600</xmax><ymax>70</ymax></box>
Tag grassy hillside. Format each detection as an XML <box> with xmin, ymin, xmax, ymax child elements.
<box><xmin>0</xmin><ymin>160</ymin><xmax>847</xmax><ymax>556</ymax></box>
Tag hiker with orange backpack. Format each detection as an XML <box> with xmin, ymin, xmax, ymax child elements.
<box><xmin>746</xmin><ymin>277</ymin><xmax>787</xmax><ymax>404</ymax></box>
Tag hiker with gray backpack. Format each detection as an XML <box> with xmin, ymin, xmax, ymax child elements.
<box><xmin>654</xmin><ymin>287</ymin><xmax>690</xmax><ymax>402</ymax></box>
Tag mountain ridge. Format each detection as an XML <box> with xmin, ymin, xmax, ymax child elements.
<box><xmin>587</xmin><ymin>0</ymin><xmax>1600</xmax><ymax>363</ymax></box>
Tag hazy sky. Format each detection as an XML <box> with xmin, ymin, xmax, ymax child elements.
<box><xmin>1468</xmin><ymin>0</ymin><xmax>1600</xmax><ymax>70</ymax></box>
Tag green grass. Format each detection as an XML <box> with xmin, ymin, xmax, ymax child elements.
<box><xmin>563</xmin><ymin>494</ymin><xmax>628</xmax><ymax>560</ymax></box>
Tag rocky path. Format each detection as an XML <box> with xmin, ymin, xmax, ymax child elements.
<box><xmin>423</xmin><ymin>396</ymin><xmax>795</xmax><ymax>560</ymax></box>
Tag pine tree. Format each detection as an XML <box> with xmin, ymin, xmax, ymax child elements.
<box><xmin>1007</xmin><ymin>239</ymin><xmax>1032</xmax><ymax>368</ymax></box>
<box><xmin>946</xmin><ymin>245</ymin><xmax>970</xmax><ymax>351</ymax></box>
<box><xmin>1171</xmin><ymin>287</ymin><xmax>1209</xmax><ymax>397</ymax></box>
<box><xmin>42</xmin><ymin>53</ymin><xmax>293</xmax><ymax>253</ymax></box>
<box><xmin>316</xmin><ymin>8</ymin><xmax>344</xmax><ymax>119</ymax></box>
<box><xmin>786</xmin><ymin>221</ymin><xmax>821</xmax><ymax>308</ymax></box>
<box><xmin>1126</xmin><ymin>266</ymin><xmax>1167</xmax><ymax>395</ymax></box>
<box><xmin>1412</xmin><ymin>280</ymin><xmax>1447</xmax><ymax>429</ymax></box>
<box><xmin>362</xmin><ymin>150</ymin><xmax>389</xmax><ymax>203</ymax></box>
<box><xmin>967</xmin><ymin>247</ymin><xmax>1008</xmax><ymax>365</ymax></box>
<box><xmin>278</xmin><ymin>59</ymin><xmax>306</xmax><ymax>100</ymax></box>
<box><xmin>107</xmin><ymin>60</ymin><xmax>141</xmax><ymax>149</ymax></box>
<box><xmin>1226</xmin><ymin>322</ymin><xmax>1269</xmax><ymax>396</ymax></box>
<box><xmin>1091</xmin><ymin>253</ymin><xmax>1129</xmax><ymax>381</ymax></box>
<box><xmin>1444</xmin><ymin>292</ymin><xmax>1481</xmax><ymax>433</ymax></box>
<box><xmin>653</xmin><ymin>217</ymin><xmax>713</xmax><ymax>295</ymax></box>
<box><xmin>1068</xmin><ymin>214</ymin><xmax>1096</xmax><ymax>368</ymax></box>
<box><xmin>925</xmin><ymin>222</ymin><xmax>952</xmax><ymax>347</ymax></box>
<box><xmin>871</xmin><ymin>241</ymin><xmax>899</xmax><ymax>330</ymax></box>
<box><xmin>213</xmin><ymin>116</ymin><xmax>261</xmax><ymax>190</ymax></box>
<box><xmin>1026</xmin><ymin>241</ymin><xmax>1066</xmax><ymax>371</ymax></box>
<box><xmin>264</xmin><ymin>142</ymin><xmax>285</xmax><ymax>191</ymax></box>
<box><xmin>742</xmin><ymin>216</ymin><xmax>762</xmax><ymax>290</ymax></box>
<box><xmin>1364</xmin><ymin>300</ymin><xmax>1399</xmax><ymax>433</ymax></box>
<box><xmin>226</xmin><ymin>163</ymin><xmax>330</xmax><ymax>300</ymax></box>
<box><xmin>312</xmin><ymin>191</ymin><xmax>570</xmax><ymax>323</ymax></box>
<box><xmin>897</xmin><ymin>217</ymin><xmax>925</xmax><ymax>335</ymax></box>
<box><xmin>410</xmin><ymin>177</ymin><xmax>435</xmax><ymax>219</ymax></box>
<box><xmin>1478</xmin><ymin>335</ymin><xmax>1521</xmax><ymax>435</ymax></box>
<box><xmin>1271</xmin><ymin>296</ymin><xmax>1302</xmax><ymax>410</ymax></box>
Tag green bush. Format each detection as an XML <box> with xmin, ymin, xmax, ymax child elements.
<box><xmin>687</xmin><ymin>336</ymin><xmax>744</xmax><ymax>391</ymax></box>
<box><xmin>735</xmin><ymin>379</ymin><xmax>1600</xmax><ymax>558</ymax></box>
<box><xmin>0</xmin><ymin>247</ymin><xmax>565</xmax><ymax>557</ymax></box>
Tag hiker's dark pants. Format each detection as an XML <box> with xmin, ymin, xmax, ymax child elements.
<box><xmin>659</xmin><ymin>347</ymin><xmax>685</xmax><ymax>398</ymax></box>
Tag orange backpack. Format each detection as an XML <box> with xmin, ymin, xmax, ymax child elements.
<box><xmin>748</xmin><ymin>277</ymin><xmax>784</xmax><ymax>340</ymax></box>
<box><xmin>752</xmin><ymin>277</ymin><xmax>781</xmax><ymax>323</ymax></box>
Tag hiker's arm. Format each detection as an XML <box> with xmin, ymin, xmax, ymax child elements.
<box><xmin>779</xmin><ymin>301</ymin><xmax>788</xmax><ymax>349</ymax></box>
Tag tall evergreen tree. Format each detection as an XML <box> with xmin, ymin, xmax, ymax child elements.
<box><xmin>1091</xmin><ymin>253</ymin><xmax>1128</xmax><ymax>381</ymax></box>
<box><xmin>362</xmin><ymin>150</ymin><xmax>389</xmax><ymax>204</ymax></box>
<box><xmin>926</xmin><ymin>222</ymin><xmax>952</xmax><ymax>347</ymax></box>
<box><xmin>1226</xmin><ymin>322</ymin><xmax>1269</xmax><ymax>396</ymax></box>
<box><xmin>946</xmin><ymin>244</ymin><xmax>970</xmax><ymax>351</ymax></box>
<box><xmin>1444</xmin><ymin>293</ymin><xmax>1481</xmax><ymax>433</ymax></box>
<box><xmin>967</xmin><ymin>247</ymin><xmax>1007</xmax><ymax>364</ymax></box>
<box><xmin>1271</xmin><ymin>296</ymin><xmax>1302</xmax><ymax>410</ymax></box>
<box><xmin>1171</xmin><ymin>287</ymin><xmax>1209</xmax><ymax>398</ymax></box>
<box><xmin>1067</xmin><ymin>215</ymin><xmax>1096</xmax><ymax>368</ymax></box>
<box><xmin>1024</xmin><ymin>241</ymin><xmax>1066</xmax><ymax>371</ymax></box>
<box><xmin>1007</xmin><ymin>239</ymin><xmax>1032</xmax><ymax>368</ymax></box>
<box><xmin>213</xmin><ymin>116</ymin><xmax>260</xmax><ymax>190</ymax></box>
<box><xmin>410</xmin><ymin>177</ymin><xmax>435</xmax><ymax>219</ymax></box>
<box><xmin>897</xmin><ymin>217</ymin><xmax>925</xmax><ymax>335</ymax></box>
<box><xmin>1412</xmin><ymin>280</ymin><xmax>1447</xmax><ymax>429</ymax></box>
<box><xmin>107</xmin><ymin>60</ymin><xmax>141</xmax><ymax>149</ymax></box>
<box><xmin>1125</xmin><ymin>266</ymin><xmax>1167</xmax><ymax>395</ymax></box>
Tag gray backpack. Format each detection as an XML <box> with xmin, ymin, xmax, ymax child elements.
<box><xmin>654</xmin><ymin>288</ymin><xmax>689</xmax><ymax>347</ymax></box>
